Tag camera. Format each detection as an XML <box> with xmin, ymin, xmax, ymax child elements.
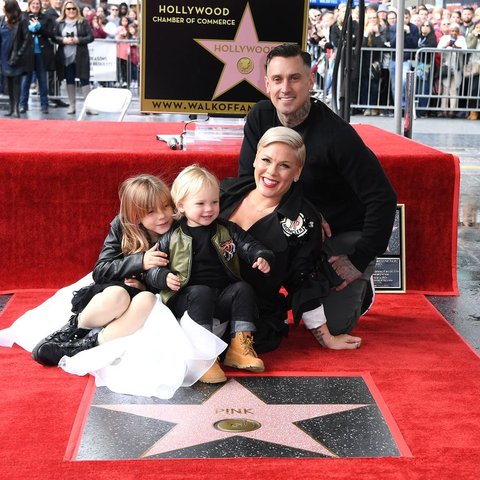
<box><xmin>448</xmin><ymin>38</ymin><xmax>456</xmax><ymax>47</ymax></box>
<box><xmin>28</xmin><ymin>14</ymin><xmax>38</xmax><ymax>19</ymax></box>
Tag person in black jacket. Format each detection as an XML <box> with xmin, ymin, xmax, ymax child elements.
<box><xmin>224</xmin><ymin>126</ymin><xmax>362</xmax><ymax>353</ymax></box>
<box><xmin>416</xmin><ymin>21</ymin><xmax>438</xmax><ymax>117</ymax></box>
<box><xmin>18</xmin><ymin>0</ymin><xmax>56</xmax><ymax>114</ymax></box>
<box><xmin>0</xmin><ymin>0</ymin><xmax>28</xmax><ymax>117</ymax></box>
<box><xmin>31</xmin><ymin>174</ymin><xmax>176</xmax><ymax>367</ymax></box>
<box><xmin>53</xmin><ymin>1</ymin><xmax>93</xmax><ymax>114</ymax></box>
<box><xmin>44</xmin><ymin>0</ymin><xmax>69</xmax><ymax>108</ymax></box>
<box><xmin>238</xmin><ymin>44</ymin><xmax>397</xmax><ymax>342</ymax></box>
<box><xmin>145</xmin><ymin>165</ymin><xmax>274</xmax><ymax>383</ymax></box>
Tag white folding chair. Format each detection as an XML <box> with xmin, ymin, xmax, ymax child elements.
<box><xmin>77</xmin><ymin>88</ymin><xmax>133</xmax><ymax>122</ymax></box>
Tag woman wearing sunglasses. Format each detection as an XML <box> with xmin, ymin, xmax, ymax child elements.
<box><xmin>53</xmin><ymin>1</ymin><xmax>93</xmax><ymax>114</ymax></box>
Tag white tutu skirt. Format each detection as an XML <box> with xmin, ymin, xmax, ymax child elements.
<box><xmin>0</xmin><ymin>274</ymin><xmax>227</xmax><ymax>399</ymax></box>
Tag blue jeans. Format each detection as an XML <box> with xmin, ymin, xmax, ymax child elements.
<box><xmin>64</xmin><ymin>62</ymin><xmax>89</xmax><ymax>87</ymax></box>
<box><xmin>360</xmin><ymin>72</ymin><xmax>380</xmax><ymax>107</ymax></box>
<box><xmin>20</xmin><ymin>53</ymin><xmax>48</xmax><ymax>109</ymax></box>
<box><xmin>416</xmin><ymin>73</ymin><xmax>431</xmax><ymax>109</ymax></box>
<box><xmin>389</xmin><ymin>59</ymin><xmax>412</xmax><ymax>106</ymax></box>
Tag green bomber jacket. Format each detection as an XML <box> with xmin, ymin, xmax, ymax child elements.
<box><xmin>144</xmin><ymin>217</ymin><xmax>274</xmax><ymax>304</ymax></box>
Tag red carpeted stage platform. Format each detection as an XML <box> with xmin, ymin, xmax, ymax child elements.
<box><xmin>0</xmin><ymin>119</ymin><xmax>458</xmax><ymax>294</ymax></box>
<box><xmin>1</xmin><ymin>120</ymin><xmax>477</xmax><ymax>480</ymax></box>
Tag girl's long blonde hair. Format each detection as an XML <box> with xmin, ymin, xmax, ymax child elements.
<box><xmin>118</xmin><ymin>174</ymin><xmax>172</xmax><ymax>254</ymax></box>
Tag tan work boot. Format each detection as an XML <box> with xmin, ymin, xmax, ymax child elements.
<box><xmin>224</xmin><ymin>332</ymin><xmax>265</xmax><ymax>372</ymax></box>
<box><xmin>199</xmin><ymin>360</ymin><xmax>227</xmax><ymax>384</ymax></box>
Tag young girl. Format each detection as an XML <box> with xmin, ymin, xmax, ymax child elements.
<box><xmin>32</xmin><ymin>174</ymin><xmax>172</xmax><ymax>365</ymax></box>
<box><xmin>145</xmin><ymin>165</ymin><xmax>274</xmax><ymax>384</ymax></box>
<box><xmin>116</xmin><ymin>15</ymin><xmax>131</xmax><ymax>87</ymax></box>
<box><xmin>0</xmin><ymin>174</ymin><xmax>226</xmax><ymax>398</ymax></box>
<box><xmin>127</xmin><ymin>23</ymin><xmax>138</xmax><ymax>88</ymax></box>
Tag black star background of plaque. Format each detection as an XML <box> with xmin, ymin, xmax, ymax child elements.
<box><xmin>74</xmin><ymin>375</ymin><xmax>404</xmax><ymax>460</ymax></box>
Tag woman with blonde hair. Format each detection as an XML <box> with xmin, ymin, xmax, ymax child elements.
<box><xmin>437</xmin><ymin>22</ymin><xmax>467</xmax><ymax>117</ymax></box>
<box><xmin>361</xmin><ymin>10</ymin><xmax>386</xmax><ymax>116</ymax></box>
<box><xmin>221</xmin><ymin>127</ymin><xmax>363</xmax><ymax>353</ymax></box>
<box><xmin>53</xmin><ymin>1</ymin><xmax>93</xmax><ymax>114</ymax></box>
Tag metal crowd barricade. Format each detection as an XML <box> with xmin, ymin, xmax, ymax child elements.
<box><xmin>46</xmin><ymin>38</ymin><xmax>140</xmax><ymax>102</ymax></box>
<box><xmin>346</xmin><ymin>46</ymin><xmax>480</xmax><ymax>117</ymax></box>
<box><xmin>348</xmin><ymin>46</ymin><xmax>418</xmax><ymax>114</ymax></box>
<box><xmin>89</xmin><ymin>38</ymin><xmax>140</xmax><ymax>92</ymax></box>
<box><xmin>413</xmin><ymin>47</ymin><xmax>480</xmax><ymax>117</ymax></box>
<box><xmin>50</xmin><ymin>41</ymin><xmax>480</xmax><ymax>115</ymax></box>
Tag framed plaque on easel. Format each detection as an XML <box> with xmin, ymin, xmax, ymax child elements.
<box><xmin>374</xmin><ymin>205</ymin><xmax>406</xmax><ymax>293</ymax></box>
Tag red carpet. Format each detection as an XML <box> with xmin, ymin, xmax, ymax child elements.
<box><xmin>0</xmin><ymin>118</ymin><xmax>465</xmax><ymax>476</ymax></box>
<box><xmin>0</xmin><ymin>119</ymin><xmax>458</xmax><ymax>294</ymax></box>
<box><xmin>1</xmin><ymin>292</ymin><xmax>479</xmax><ymax>479</ymax></box>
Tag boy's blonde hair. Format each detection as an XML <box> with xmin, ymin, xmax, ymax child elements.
<box><xmin>171</xmin><ymin>165</ymin><xmax>219</xmax><ymax>218</ymax></box>
<box><xmin>257</xmin><ymin>126</ymin><xmax>306</xmax><ymax>168</ymax></box>
<box><xmin>119</xmin><ymin>174</ymin><xmax>172</xmax><ymax>254</ymax></box>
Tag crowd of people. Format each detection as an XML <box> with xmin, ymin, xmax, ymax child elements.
<box><xmin>2</xmin><ymin>1</ymin><xmax>479</xmax><ymax>119</ymax></box>
<box><xmin>0</xmin><ymin>0</ymin><xmax>138</xmax><ymax>117</ymax></box>
<box><xmin>308</xmin><ymin>2</ymin><xmax>480</xmax><ymax>119</ymax></box>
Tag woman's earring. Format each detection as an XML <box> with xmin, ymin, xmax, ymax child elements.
<box><xmin>294</xmin><ymin>178</ymin><xmax>299</xmax><ymax>182</ymax></box>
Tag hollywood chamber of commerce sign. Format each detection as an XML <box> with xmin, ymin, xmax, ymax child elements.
<box><xmin>141</xmin><ymin>0</ymin><xmax>308</xmax><ymax>114</ymax></box>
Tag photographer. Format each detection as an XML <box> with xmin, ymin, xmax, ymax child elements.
<box><xmin>437</xmin><ymin>22</ymin><xmax>467</xmax><ymax>117</ymax></box>
<box><xmin>18</xmin><ymin>0</ymin><xmax>56</xmax><ymax>114</ymax></box>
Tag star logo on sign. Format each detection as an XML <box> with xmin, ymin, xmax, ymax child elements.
<box><xmin>96</xmin><ymin>379</ymin><xmax>367</xmax><ymax>457</ymax></box>
<box><xmin>194</xmin><ymin>4</ymin><xmax>282</xmax><ymax>99</ymax></box>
